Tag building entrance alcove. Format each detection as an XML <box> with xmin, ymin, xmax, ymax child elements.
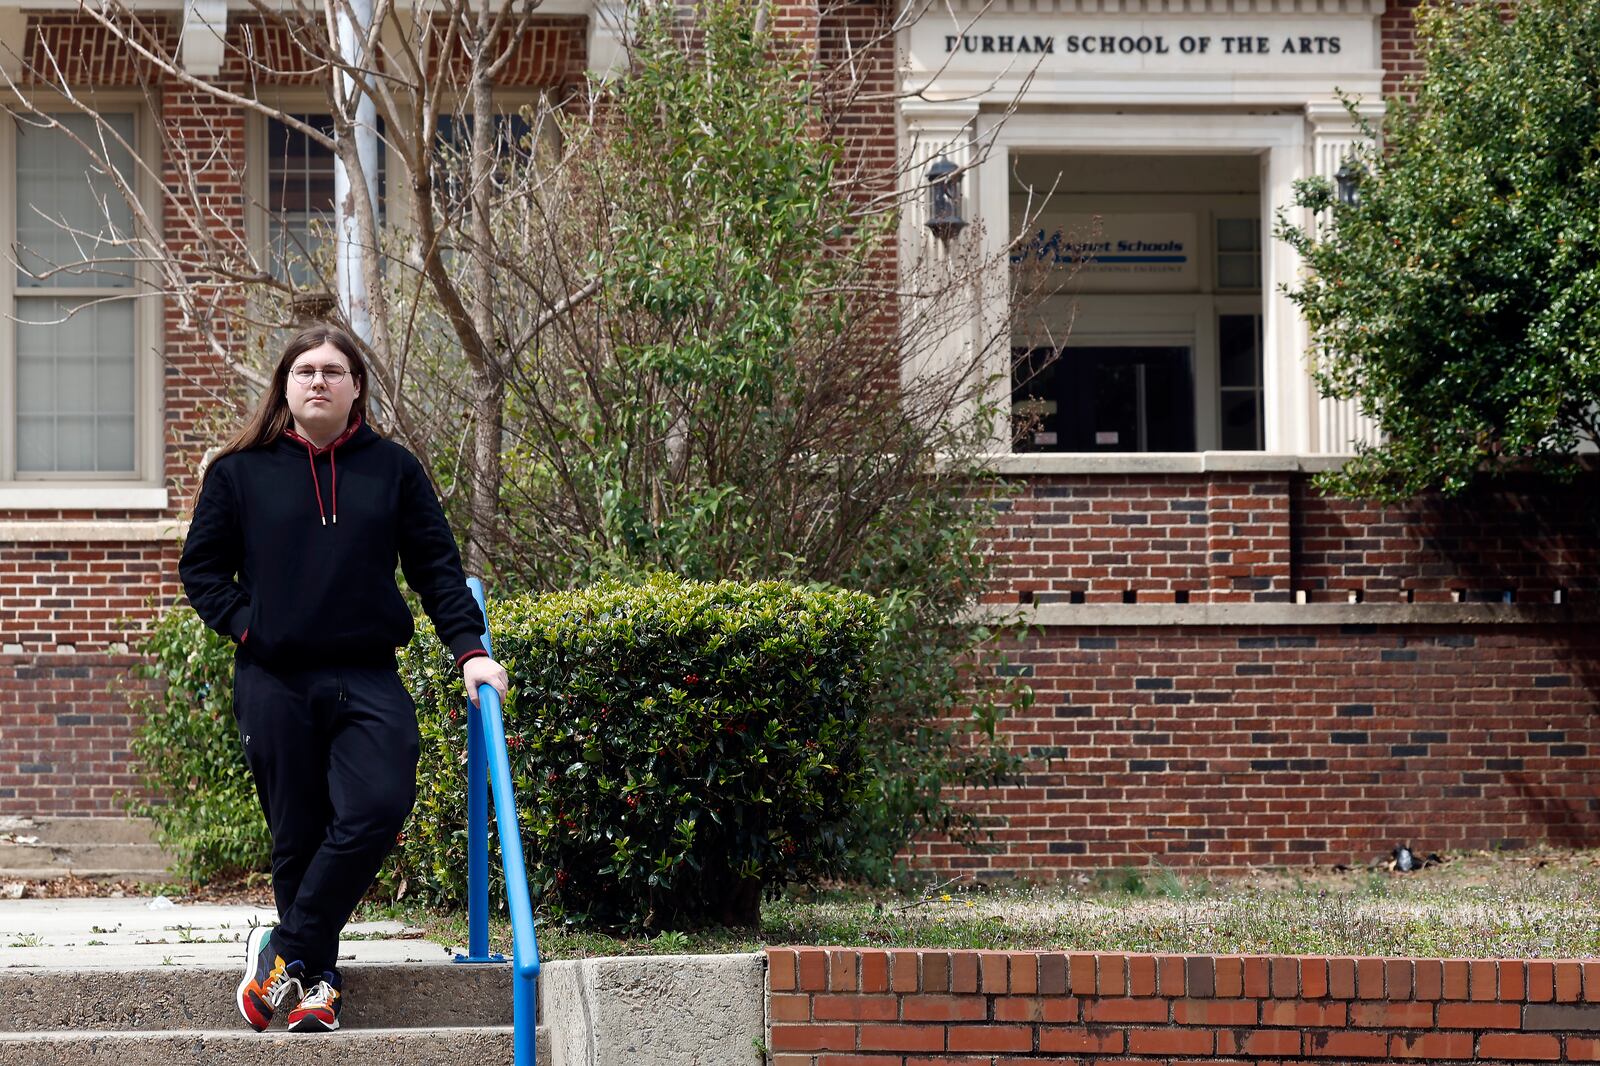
<box><xmin>1009</xmin><ymin>152</ymin><xmax>1264</xmax><ymax>454</ymax></box>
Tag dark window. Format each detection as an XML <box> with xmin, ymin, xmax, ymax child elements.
<box><xmin>266</xmin><ymin>114</ymin><xmax>386</xmax><ymax>285</ymax></box>
<box><xmin>433</xmin><ymin>112</ymin><xmax>540</xmax><ymax>212</ymax></box>
<box><xmin>1218</xmin><ymin>313</ymin><xmax>1264</xmax><ymax>450</ymax></box>
<box><xmin>1014</xmin><ymin>346</ymin><xmax>1195</xmax><ymax>452</ymax></box>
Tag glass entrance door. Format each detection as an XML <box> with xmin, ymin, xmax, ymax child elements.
<box><xmin>1014</xmin><ymin>345</ymin><xmax>1196</xmax><ymax>452</ymax></box>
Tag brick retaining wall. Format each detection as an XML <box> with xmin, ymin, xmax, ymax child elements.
<box><xmin>910</xmin><ymin>625</ymin><xmax>1600</xmax><ymax>874</ymax></box>
<box><xmin>766</xmin><ymin>947</ymin><xmax>1600</xmax><ymax>1064</ymax></box>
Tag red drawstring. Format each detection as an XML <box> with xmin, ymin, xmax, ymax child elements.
<box><xmin>286</xmin><ymin>416</ymin><xmax>358</xmax><ymax>528</ymax></box>
<box><xmin>304</xmin><ymin>440</ymin><xmax>328</xmax><ymax>526</ymax></box>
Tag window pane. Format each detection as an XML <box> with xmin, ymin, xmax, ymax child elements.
<box><xmin>1217</xmin><ymin>253</ymin><xmax>1259</xmax><ymax>290</ymax></box>
<box><xmin>1014</xmin><ymin>346</ymin><xmax>1195</xmax><ymax>452</ymax></box>
<box><xmin>1219</xmin><ymin>314</ymin><xmax>1261</xmax><ymax>387</ymax></box>
<box><xmin>15</xmin><ymin>297</ymin><xmax>136</xmax><ymax>472</ymax></box>
<box><xmin>98</xmin><ymin>416</ymin><xmax>135</xmax><ymax>469</ymax></box>
<box><xmin>1216</xmin><ymin>217</ymin><xmax>1258</xmax><ymax>252</ymax></box>
<box><xmin>268</xmin><ymin>115</ymin><xmax>386</xmax><ymax>287</ymax></box>
<box><xmin>1220</xmin><ymin>389</ymin><xmax>1263</xmax><ymax>450</ymax></box>
<box><xmin>433</xmin><ymin>112</ymin><xmax>541</xmax><ymax>217</ymax></box>
<box><xmin>15</xmin><ymin>113</ymin><xmax>137</xmax><ymax>288</ymax></box>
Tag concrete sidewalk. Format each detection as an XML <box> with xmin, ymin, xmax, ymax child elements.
<box><xmin>0</xmin><ymin>897</ymin><xmax>456</xmax><ymax>970</ymax></box>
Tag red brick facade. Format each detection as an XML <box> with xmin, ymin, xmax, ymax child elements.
<box><xmin>10</xmin><ymin>2</ymin><xmax>1596</xmax><ymax>879</ymax></box>
<box><xmin>766</xmin><ymin>946</ymin><xmax>1600</xmax><ymax>1064</ymax></box>
<box><xmin>0</xmin><ymin>8</ymin><xmax>597</xmax><ymax>816</ymax></box>
<box><xmin>0</xmin><ymin>654</ymin><xmax>156</xmax><ymax>813</ymax></box>
<box><xmin>917</xmin><ymin>623</ymin><xmax>1599</xmax><ymax>873</ymax></box>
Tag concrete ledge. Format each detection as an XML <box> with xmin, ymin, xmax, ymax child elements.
<box><xmin>0</xmin><ymin>1025</ymin><xmax>527</xmax><ymax>1066</ymax></box>
<box><xmin>973</xmin><ymin>602</ymin><xmax>1600</xmax><ymax>628</ymax></box>
<box><xmin>0</xmin><ymin>521</ymin><xmax>186</xmax><ymax>543</ymax></box>
<box><xmin>541</xmin><ymin>952</ymin><xmax>765</xmax><ymax>1066</ymax></box>
<box><xmin>983</xmin><ymin>451</ymin><xmax>1354</xmax><ymax>476</ymax></box>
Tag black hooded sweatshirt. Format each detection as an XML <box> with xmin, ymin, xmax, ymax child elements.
<box><xmin>180</xmin><ymin>418</ymin><xmax>487</xmax><ymax>671</ymax></box>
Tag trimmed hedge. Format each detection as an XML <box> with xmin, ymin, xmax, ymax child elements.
<box><xmin>126</xmin><ymin>608</ymin><xmax>272</xmax><ymax>880</ymax></box>
<box><xmin>388</xmin><ymin>574</ymin><xmax>882</xmax><ymax>929</ymax></box>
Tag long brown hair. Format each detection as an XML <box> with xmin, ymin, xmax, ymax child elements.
<box><xmin>196</xmin><ymin>323</ymin><xmax>373</xmax><ymax>502</ymax></box>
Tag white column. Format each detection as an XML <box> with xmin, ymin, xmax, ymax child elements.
<box><xmin>588</xmin><ymin>1</ymin><xmax>628</xmax><ymax>82</ymax></box>
<box><xmin>1262</xmin><ymin>129</ymin><xmax>1311</xmax><ymax>454</ymax></box>
<box><xmin>899</xmin><ymin>101</ymin><xmax>983</xmax><ymax>433</ymax></box>
<box><xmin>1306</xmin><ymin>100</ymin><xmax>1385</xmax><ymax>454</ymax></box>
<box><xmin>0</xmin><ymin>8</ymin><xmax>24</xmax><ymax>82</ymax></box>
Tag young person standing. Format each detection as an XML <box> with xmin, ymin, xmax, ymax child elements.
<box><xmin>180</xmin><ymin>323</ymin><xmax>509</xmax><ymax>1033</ymax></box>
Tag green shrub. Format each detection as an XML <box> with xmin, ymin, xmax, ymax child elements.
<box><xmin>125</xmin><ymin>606</ymin><xmax>270</xmax><ymax>881</ymax></box>
<box><xmin>388</xmin><ymin>573</ymin><xmax>882</xmax><ymax>930</ymax></box>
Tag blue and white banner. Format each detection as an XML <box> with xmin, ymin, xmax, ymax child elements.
<box><xmin>1014</xmin><ymin>212</ymin><xmax>1197</xmax><ymax>292</ymax></box>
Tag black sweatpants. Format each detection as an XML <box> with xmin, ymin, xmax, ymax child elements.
<box><xmin>233</xmin><ymin>652</ymin><xmax>421</xmax><ymax>974</ymax></box>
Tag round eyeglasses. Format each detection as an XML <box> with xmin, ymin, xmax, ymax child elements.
<box><xmin>291</xmin><ymin>365</ymin><xmax>350</xmax><ymax>385</ymax></box>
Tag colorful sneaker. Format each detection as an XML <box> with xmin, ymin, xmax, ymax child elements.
<box><xmin>236</xmin><ymin>924</ymin><xmax>305</xmax><ymax>1031</ymax></box>
<box><xmin>287</xmin><ymin>970</ymin><xmax>343</xmax><ymax>1033</ymax></box>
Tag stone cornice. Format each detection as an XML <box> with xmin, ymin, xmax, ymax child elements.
<box><xmin>935</xmin><ymin>0</ymin><xmax>1384</xmax><ymax>15</ymax></box>
<box><xmin>972</xmin><ymin>602</ymin><xmax>1599</xmax><ymax>628</ymax></box>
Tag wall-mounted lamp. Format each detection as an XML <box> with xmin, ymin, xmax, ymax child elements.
<box><xmin>925</xmin><ymin>156</ymin><xmax>966</xmax><ymax>243</ymax></box>
<box><xmin>1335</xmin><ymin>159</ymin><xmax>1365</xmax><ymax>207</ymax></box>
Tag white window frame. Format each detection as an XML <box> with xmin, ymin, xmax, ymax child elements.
<box><xmin>0</xmin><ymin>93</ymin><xmax>164</xmax><ymax>509</ymax></box>
<box><xmin>967</xmin><ymin>112</ymin><xmax>1312</xmax><ymax>462</ymax></box>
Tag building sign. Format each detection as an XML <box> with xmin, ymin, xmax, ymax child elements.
<box><xmin>1014</xmin><ymin>212</ymin><xmax>1198</xmax><ymax>292</ymax></box>
<box><xmin>945</xmin><ymin>31</ymin><xmax>1343</xmax><ymax>58</ymax></box>
<box><xmin>909</xmin><ymin>16</ymin><xmax>1375</xmax><ymax>79</ymax></box>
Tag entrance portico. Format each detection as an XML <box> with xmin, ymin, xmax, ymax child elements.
<box><xmin>902</xmin><ymin>0</ymin><xmax>1387</xmax><ymax>456</ymax></box>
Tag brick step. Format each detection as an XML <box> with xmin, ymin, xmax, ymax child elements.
<box><xmin>0</xmin><ymin>962</ymin><xmax>512</xmax><ymax>1032</ymax></box>
<box><xmin>0</xmin><ymin>1024</ymin><xmax>544</xmax><ymax>1065</ymax></box>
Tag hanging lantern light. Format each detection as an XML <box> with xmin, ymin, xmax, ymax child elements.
<box><xmin>1335</xmin><ymin>159</ymin><xmax>1365</xmax><ymax>207</ymax></box>
<box><xmin>925</xmin><ymin>156</ymin><xmax>966</xmax><ymax>243</ymax></box>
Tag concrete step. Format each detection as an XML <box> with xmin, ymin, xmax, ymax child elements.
<box><xmin>0</xmin><ymin>1024</ymin><xmax>549</xmax><ymax>1065</ymax></box>
<box><xmin>0</xmin><ymin>844</ymin><xmax>173</xmax><ymax>875</ymax></box>
<box><xmin>0</xmin><ymin>818</ymin><xmax>161</xmax><ymax>847</ymax></box>
<box><xmin>0</xmin><ymin>961</ymin><xmax>513</xmax><ymax>1031</ymax></box>
<box><xmin>0</xmin><ymin>818</ymin><xmax>176</xmax><ymax>881</ymax></box>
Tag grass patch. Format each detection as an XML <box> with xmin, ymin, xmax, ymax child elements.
<box><xmin>355</xmin><ymin>847</ymin><xmax>1600</xmax><ymax>960</ymax></box>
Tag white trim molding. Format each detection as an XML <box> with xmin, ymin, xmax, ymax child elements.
<box><xmin>0</xmin><ymin>519</ymin><xmax>185</xmax><ymax>542</ymax></box>
<box><xmin>180</xmin><ymin>0</ymin><xmax>229</xmax><ymax>76</ymax></box>
<box><xmin>984</xmin><ymin>451</ymin><xmax>1352</xmax><ymax>475</ymax></box>
<box><xmin>974</xmin><ymin>602</ymin><xmax>1600</xmax><ymax>628</ymax></box>
<box><xmin>0</xmin><ymin>486</ymin><xmax>169</xmax><ymax>511</ymax></box>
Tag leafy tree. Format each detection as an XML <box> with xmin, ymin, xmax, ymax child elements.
<box><xmin>96</xmin><ymin>0</ymin><xmax>1036</xmax><ymax>886</ymax></box>
<box><xmin>1278</xmin><ymin>0</ymin><xmax>1600</xmax><ymax>501</ymax></box>
<box><xmin>442</xmin><ymin>0</ymin><xmax>1032</xmax><ymax>879</ymax></box>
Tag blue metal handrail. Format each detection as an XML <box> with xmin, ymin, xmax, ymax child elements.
<box><xmin>454</xmin><ymin>577</ymin><xmax>540</xmax><ymax>1066</ymax></box>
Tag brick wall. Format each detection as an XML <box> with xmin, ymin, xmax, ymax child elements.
<box><xmin>988</xmin><ymin>472</ymin><xmax>1600</xmax><ymax>606</ymax></box>
<box><xmin>0</xmin><ymin>11</ymin><xmax>588</xmax><ymax>818</ymax></box>
<box><xmin>915</xmin><ymin>624</ymin><xmax>1600</xmax><ymax>874</ymax></box>
<box><xmin>1381</xmin><ymin>0</ymin><xmax>1423</xmax><ymax>98</ymax></box>
<box><xmin>0</xmin><ymin>655</ymin><xmax>157</xmax><ymax>813</ymax></box>
<box><xmin>767</xmin><ymin>946</ymin><xmax>1600</xmax><ymax>1064</ymax></box>
<box><xmin>0</xmin><ymin>541</ymin><xmax>179</xmax><ymax>651</ymax></box>
<box><xmin>945</xmin><ymin>468</ymin><xmax>1600</xmax><ymax>873</ymax></box>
